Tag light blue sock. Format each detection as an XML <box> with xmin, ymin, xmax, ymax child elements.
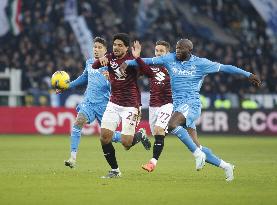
<box><xmin>112</xmin><ymin>131</ymin><xmax>122</xmax><ymax>143</ymax></box>
<box><xmin>171</xmin><ymin>126</ymin><xmax>197</xmax><ymax>152</ymax></box>
<box><xmin>71</xmin><ymin>125</ymin><xmax>82</xmax><ymax>152</ymax></box>
<box><xmin>201</xmin><ymin>146</ymin><xmax>221</xmax><ymax>167</ymax></box>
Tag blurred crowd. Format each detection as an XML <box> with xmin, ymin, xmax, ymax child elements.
<box><xmin>0</xmin><ymin>0</ymin><xmax>276</xmax><ymax>106</ymax></box>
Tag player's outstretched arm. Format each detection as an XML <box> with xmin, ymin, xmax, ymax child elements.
<box><xmin>69</xmin><ymin>70</ymin><xmax>88</xmax><ymax>89</ymax></box>
<box><xmin>91</xmin><ymin>58</ymin><xmax>108</xmax><ymax>69</ymax></box>
<box><xmin>119</xmin><ymin>56</ymin><xmax>165</xmax><ymax>76</ymax></box>
<box><xmin>220</xmin><ymin>64</ymin><xmax>261</xmax><ymax>87</ymax></box>
<box><xmin>56</xmin><ymin>69</ymin><xmax>88</xmax><ymax>94</ymax></box>
<box><xmin>125</xmin><ymin>57</ymin><xmax>164</xmax><ymax>67</ymax></box>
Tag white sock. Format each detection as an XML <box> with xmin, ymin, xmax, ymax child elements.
<box><xmin>219</xmin><ymin>160</ymin><xmax>229</xmax><ymax>169</ymax></box>
<box><xmin>112</xmin><ymin>168</ymin><xmax>120</xmax><ymax>172</ymax></box>
<box><xmin>192</xmin><ymin>147</ymin><xmax>202</xmax><ymax>157</ymax></box>
<box><xmin>150</xmin><ymin>158</ymin><xmax>158</xmax><ymax>166</ymax></box>
<box><xmin>71</xmin><ymin>151</ymin><xmax>77</xmax><ymax>160</ymax></box>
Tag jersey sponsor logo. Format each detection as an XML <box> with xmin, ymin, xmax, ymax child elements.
<box><xmin>88</xmin><ymin>68</ymin><xmax>100</xmax><ymax>74</ymax></box>
<box><xmin>34</xmin><ymin>111</ymin><xmax>100</xmax><ymax>135</ymax></box>
<box><xmin>172</xmin><ymin>65</ymin><xmax>196</xmax><ymax>76</ymax></box>
<box><xmin>172</xmin><ymin>67</ymin><xmax>178</xmax><ymax>73</ymax></box>
<box><xmin>155</xmin><ymin>71</ymin><xmax>166</xmax><ymax>82</ymax></box>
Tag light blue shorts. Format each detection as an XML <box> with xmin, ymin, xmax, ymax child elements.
<box><xmin>174</xmin><ymin>101</ymin><xmax>201</xmax><ymax>129</ymax></box>
<box><xmin>76</xmin><ymin>101</ymin><xmax>108</xmax><ymax>125</ymax></box>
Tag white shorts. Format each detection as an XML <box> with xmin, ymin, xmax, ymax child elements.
<box><xmin>101</xmin><ymin>102</ymin><xmax>139</xmax><ymax>136</ymax></box>
<box><xmin>149</xmin><ymin>103</ymin><xmax>173</xmax><ymax>135</ymax></box>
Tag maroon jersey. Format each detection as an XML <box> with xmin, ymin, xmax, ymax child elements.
<box><xmin>92</xmin><ymin>53</ymin><xmax>141</xmax><ymax>107</ymax></box>
<box><xmin>136</xmin><ymin>58</ymin><xmax>172</xmax><ymax>107</ymax></box>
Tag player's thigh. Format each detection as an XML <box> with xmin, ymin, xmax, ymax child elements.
<box><xmin>76</xmin><ymin>102</ymin><xmax>97</xmax><ymax>124</ymax></box>
<box><xmin>185</xmin><ymin>103</ymin><xmax>201</xmax><ymax>129</ymax></box>
<box><xmin>94</xmin><ymin>104</ymin><xmax>107</xmax><ymax>126</ymax></box>
<box><xmin>155</xmin><ymin>103</ymin><xmax>173</xmax><ymax>131</ymax></box>
<box><xmin>172</xmin><ymin>102</ymin><xmax>200</xmax><ymax>129</ymax></box>
<box><xmin>167</xmin><ymin>111</ymin><xmax>186</xmax><ymax>131</ymax></box>
<box><xmin>121</xmin><ymin>106</ymin><xmax>138</xmax><ymax>136</ymax></box>
<box><xmin>149</xmin><ymin>107</ymin><xmax>159</xmax><ymax>135</ymax></box>
<box><xmin>101</xmin><ymin>102</ymin><xmax>120</xmax><ymax>132</ymax></box>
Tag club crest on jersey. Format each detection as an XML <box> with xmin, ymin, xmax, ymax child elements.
<box><xmin>110</xmin><ymin>61</ymin><xmax>119</xmax><ymax>69</ymax></box>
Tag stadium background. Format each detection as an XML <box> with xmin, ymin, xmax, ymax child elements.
<box><xmin>0</xmin><ymin>0</ymin><xmax>276</xmax><ymax>136</ymax></box>
<box><xmin>0</xmin><ymin>1</ymin><xmax>277</xmax><ymax>205</ymax></box>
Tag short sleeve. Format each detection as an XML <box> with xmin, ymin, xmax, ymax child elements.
<box><xmin>200</xmin><ymin>58</ymin><xmax>222</xmax><ymax>74</ymax></box>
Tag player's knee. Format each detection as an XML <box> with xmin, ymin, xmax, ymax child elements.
<box><xmin>121</xmin><ymin>136</ymin><xmax>132</xmax><ymax>149</ymax></box>
<box><xmin>154</xmin><ymin>126</ymin><xmax>165</xmax><ymax>135</ymax></box>
<box><xmin>100</xmin><ymin>129</ymin><xmax>113</xmax><ymax>144</ymax></box>
<box><xmin>100</xmin><ymin>135</ymin><xmax>111</xmax><ymax>145</ymax></box>
<box><xmin>167</xmin><ymin>123</ymin><xmax>177</xmax><ymax>133</ymax></box>
<box><xmin>74</xmin><ymin>114</ymin><xmax>87</xmax><ymax>128</ymax></box>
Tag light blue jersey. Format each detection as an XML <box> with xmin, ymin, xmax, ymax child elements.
<box><xmin>69</xmin><ymin>58</ymin><xmax>110</xmax><ymax>123</ymax></box>
<box><xmin>126</xmin><ymin>53</ymin><xmax>251</xmax><ymax>128</ymax></box>
<box><xmin>70</xmin><ymin>58</ymin><xmax>110</xmax><ymax>104</ymax></box>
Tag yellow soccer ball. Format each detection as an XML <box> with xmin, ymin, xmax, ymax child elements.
<box><xmin>51</xmin><ymin>71</ymin><xmax>70</xmax><ymax>89</ymax></box>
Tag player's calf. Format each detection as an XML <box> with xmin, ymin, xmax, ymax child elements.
<box><xmin>119</xmin><ymin>129</ymin><xmax>151</xmax><ymax>150</ymax></box>
<box><xmin>121</xmin><ymin>134</ymin><xmax>134</xmax><ymax>150</ymax></box>
<box><xmin>65</xmin><ymin>113</ymin><xmax>88</xmax><ymax>168</ymax></box>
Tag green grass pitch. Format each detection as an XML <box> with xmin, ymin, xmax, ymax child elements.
<box><xmin>0</xmin><ymin>135</ymin><xmax>276</xmax><ymax>205</ymax></box>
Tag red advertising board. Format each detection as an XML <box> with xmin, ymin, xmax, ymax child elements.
<box><xmin>0</xmin><ymin>107</ymin><xmax>151</xmax><ymax>135</ymax></box>
<box><xmin>0</xmin><ymin>107</ymin><xmax>276</xmax><ymax>135</ymax></box>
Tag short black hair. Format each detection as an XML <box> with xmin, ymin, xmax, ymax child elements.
<box><xmin>156</xmin><ymin>40</ymin><xmax>170</xmax><ymax>51</ymax></box>
<box><xmin>113</xmin><ymin>33</ymin><xmax>130</xmax><ymax>47</ymax></box>
<box><xmin>94</xmin><ymin>37</ymin><xmax>107</xmax><ymax>48</ymax></box>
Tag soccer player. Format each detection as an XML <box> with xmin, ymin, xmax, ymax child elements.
<box><xmin>62</xmin><ymin>37</ymin><xmax>109</xmax><ymax>168</ymax></box>
<box><xmin>62</xmin><ymin>37</ymin><xmax>148</xmax><ymax>169</ymax></box>
<box><xmin>140</xmin><ymin>41</ymin><xmax>173</xmax><ymax>172</ymax></box>
<box><xmin>120</xmin><ymin>39</ymin><xmax>261</xmax><ymax>181</ymax></box>
<box><xmin>91</xmin><ymin>33</ymin><xmax>151</xmax><ymax>178</ymax></box>
<box><xmin>113</xmin><ymin>40</ymin><xmax>173</xmax><ymax>172</ymax></box>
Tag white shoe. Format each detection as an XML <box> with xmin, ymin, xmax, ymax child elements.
<box><xmin>225</xmin><ymin>164</ymin><xmax>235</xmax><ymax>181</ymax></box>
<box><xmin>195</xmin><ymin>151</ymin><xmax>206</xmax><ymax>171</ymax></box>
<box><xmin>64</xmin><ymin>158</ymin><xmax>76</xmax><ymax>168</ymax></box>
<box><xmin>101</xmin><ymin>169</ymin><xmax>121</xmax><ymax>178</ymax></box>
